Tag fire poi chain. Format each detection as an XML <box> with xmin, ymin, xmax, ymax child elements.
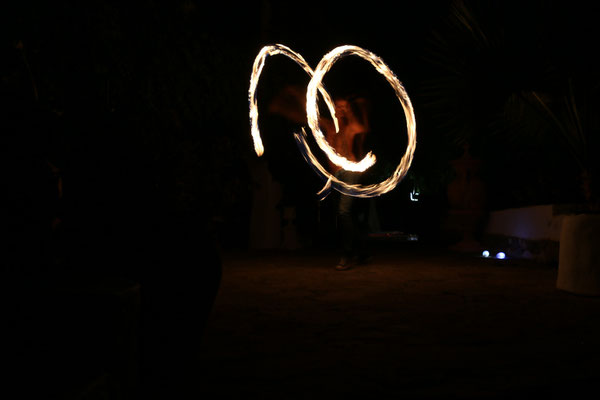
<box><xmin>248</xmin><ymin>44</ymin><xmax>417</xmax><ymax>198</ymax></box>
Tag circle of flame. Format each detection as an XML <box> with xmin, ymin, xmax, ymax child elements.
<box><xmin>249</xmin><ymin>44</ymin><xmax>417</xmax><ymax>198</ymax></box>
<box><xmin>249</xmin><ymin>44</ymin><xmax>373</xmax><ymax>171</ymax></box>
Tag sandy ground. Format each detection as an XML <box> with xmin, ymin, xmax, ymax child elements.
<box><xmin>197</xmin><ymin>242</ymin><xmax>600</xmax><ymax>399</ymax></box>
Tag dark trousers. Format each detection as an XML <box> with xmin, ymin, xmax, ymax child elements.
<box><xmin>336</xmin><ymin>170</ymin><xmax>369</xmax><ymax>259</ymax></box>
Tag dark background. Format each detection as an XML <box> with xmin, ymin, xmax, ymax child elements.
<box><xmin>4</xmin><ymin>0</ymin><xmax>599</xmax><ymax>252</ymax></box>
<box><xmin>3</xmin><ymin>0</ymin><xmax>599</xmax><ymax>398</ymax></box>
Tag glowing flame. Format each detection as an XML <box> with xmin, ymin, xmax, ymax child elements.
<box><xmin>249</xmin><ymin>44</ymin><xmax>373</xmax><ymax>171</ymax></box>
<box><xmin>248</xmin><ymin>44</ymin><xmax>417</xmax><ymax>198</ymax></box>
<box><xmin>249</xmin><ymin>45</ymin><xmax>339</xmax><ymax>154</ymax></box>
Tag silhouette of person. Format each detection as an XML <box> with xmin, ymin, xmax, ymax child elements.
<box><xmin>326</xmin><ymin>96</ymin><xmax>371</xmax><ymax>270</ymax></box>
<box><xmin>268</xmin><ymin>86</ymin><xmax>372</xmax><ymax>269</ymax></box>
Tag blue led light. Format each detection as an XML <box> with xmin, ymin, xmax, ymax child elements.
<box><xmin>482</xmin><ymin>250</ymin><xmax>490</xmax><ymax>258</ymax></box>
<box><xmin>496</xmin><ymin>252</ymin><xmax>506</xmax><ymax>260</ymax></box>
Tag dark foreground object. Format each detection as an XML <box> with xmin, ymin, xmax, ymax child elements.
<box><xmin>5</xmin><ymin>219</ymin><xmax>222</xmax><ymax>400</ymax></box>
<box><xmin>199</xmin><ymin>242</ymin><xmax>600</xmax><ymax>399</ymax></box>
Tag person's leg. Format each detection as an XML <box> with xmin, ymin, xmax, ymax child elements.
<box><xmin>335</xmin><ymin>170</ymin><xmax>360</xmax><ymax>270</ymax></box>
<box><xmin>355</xmin><ymin>197</ymin><xmax>371</xmax><ymax>264</ymax></box>
<box><xmin>338</xmin><ymin>192</ymin><xmax>355</xmax><ymax>259</ymax></box>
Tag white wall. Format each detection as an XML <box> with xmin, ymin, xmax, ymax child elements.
<box><xmin>485</xmin><ymin>204</ymin><xmax>564</xmax><ymax>242</ymax></box>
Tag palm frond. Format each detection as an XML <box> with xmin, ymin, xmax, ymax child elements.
<box><xmin>528</xmin><ymin>90</ymin><xmax>587</xmax><ymax>171</ymax></box>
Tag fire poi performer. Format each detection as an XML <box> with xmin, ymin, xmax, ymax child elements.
<box><xmin>328</xmin><ymin>96</ymin><xmax>372</xmax><ymax>270</ymax></box>
<box><xmin>250</xmin><ymin>44</ymin><xmax>417</xmax><ymax>269</ymax></box>
<box><xmin>269</xmin><ymin>87</ymin><xmax>372</xmax><ymax>270</ymax></box>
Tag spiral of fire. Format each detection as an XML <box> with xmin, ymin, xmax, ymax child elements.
<box><xmin>249</xmin><ymin>44</ymin><xmax>416</xmax><ymax>198</ymax></box>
